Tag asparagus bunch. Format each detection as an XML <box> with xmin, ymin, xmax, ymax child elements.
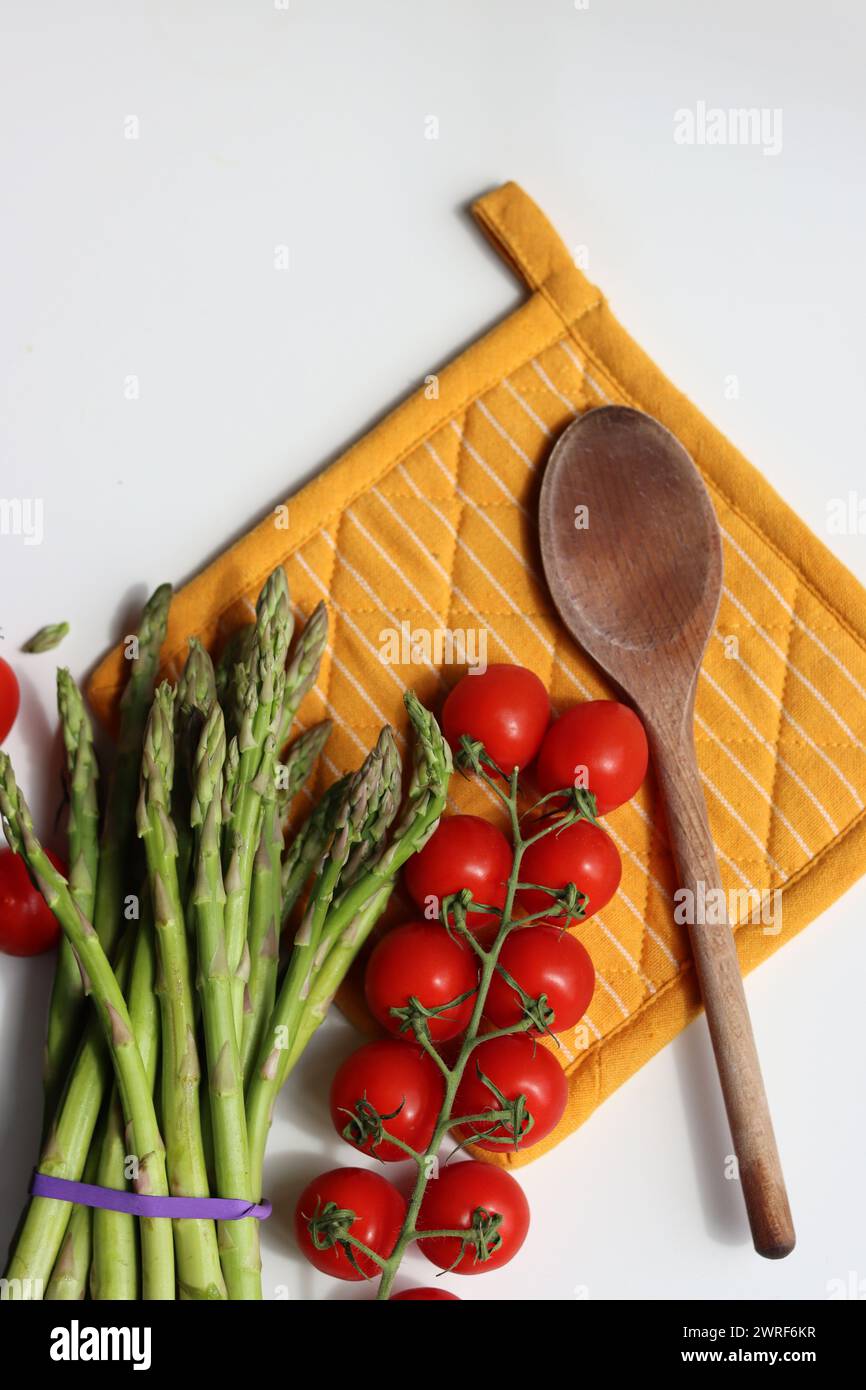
<box><xmin>4</xmin><ymin>586</ymin><xmax>171</xmax><ymax>1299</ymax></box>
<box><xmin>2</xmin><ymin>566</ymin><xmax>451</xmax><ymax>1299</ymax></box>
<box><xmin>0</xmin><ymin>760</ymin><xmax>176</xmax><ymax>1299</ymax></box>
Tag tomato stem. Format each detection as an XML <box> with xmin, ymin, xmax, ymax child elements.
<box><xmin>369</xmin><ymin>761</ymin><xmax>591</xmax><ymax>1300</ymax></box>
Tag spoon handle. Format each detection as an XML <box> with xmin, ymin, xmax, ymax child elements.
<box><xmin>649</xmin><ymin>718</ymin><xmax>795</xmax><ymax>1259</ymax></box>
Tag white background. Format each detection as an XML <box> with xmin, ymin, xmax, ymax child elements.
<box><xmin>1</xmin><ymin>0</ymin><xmax>865</xmax><ymax>1301</ymax></box>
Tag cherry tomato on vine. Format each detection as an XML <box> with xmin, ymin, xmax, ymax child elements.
<box><xmin>0</xmin><ymin>658</ymin><xmax>20</xmax><ymax>744</ymax></box>
<box><xmin>294</xmin><ymin>1167</ymin><xmax>406</xmax><ymax>1281</ymax></box>
<box><xmin>517</xmin><ymin>818</ymin><xmax>621</xmax><ymax>921</ymax></box>
<box><xmin>417</xmin><ymin>1161</ymin><xmax>530</xmax><ymax>1275</ymax></box>
<box><xmin>485</xmin><ymin>926</ymin><xmax>595</xmax><ymax>1035</ymax></box>
<box><xmin>0</xmin><ymin>848</ymin><xmax>65</xmax><ymax>957</ymax></box>
<box><xmin>365</xmin><ymin>921</ymin><xmax>478</xmax><ymax>1042</ymax></box>
<box><xmin>453</xmin><ymin>1034</ymin><xmax>567</xmax><ymax>1151</ymax></box>
<box><xmin>329</xmin><ymin>1040</ymin><xmax>444</xmax><ymax>1162</ymax></box>
<box><xmin>390</xmin><ymin>1287</ymin><xmax>461</xmax><ymax>1301</ymax></box>
<box><xmin>534</xmin><ymin>700</ymin><xmax>648</xmax><ymax>815</ymax></box>
<box><xmin>442</xmin><ymin>664</ymin><xmax>550</xmax><ymax>772</ymax></box>
<box><xmin>404</xmin><ymin>815</ymin><xmax>513</xmax><ymax>938</ymax></box>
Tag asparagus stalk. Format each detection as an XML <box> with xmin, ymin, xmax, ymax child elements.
<box><xmin>0</xmin><ymin>755</ymin><xmax>175</xmax><ymax>1300</ymax></box>
<box><xmin>91</xmin><ymin>903</ymin><xmax>160</xmax><ymax>1300</ymax></box>
<box><xmin>90</xmin><ymin>1092</ymin><xmax>137</xmax><ymax>1298</ymax></box>
<box><xmin>240</xmin><ymin>788</ymin><xmax>282</xmax><ymax>1089</ymax></box>
<box><xmin>214</xmin><ymin>623</ymin><xmax>255</xmax><ymax>712</ymax></box>
<box><xmin>336</xmin><ymin>728</ymin><xmax>402</xmax><ymax>891</ymax></box>
<box><xmin>276</xmin><ymin>720</ymin><xmax>333</xmax><ymax>831</ymax></box>
<box><xmin>280</xmin><ymin>775</ymin><xmax>350</xmax><ymax>925</ymax></box>
<box><xmin>173</xmin><ymin>639</ymin><xmax>218</xmax><ymax>903</ymax></box>
<box><xmin>287</xmin><ymin>695</ymin><xmax>450</xmax><ymax>1061</ymax></box>
<box><xmin>192</xmin><ymin>704</ymin><xmax>262</xmax><ymax>1300</ymax></box>
<box><xmin>91</xmin><ymin>583</ymin><xmax>171</xmax><ymax>961</ymax></box>
<box><xmin>276</xmin><ymin>601</ymin><xmax>328</xmax><ymax>747</ymax></box>
<box><xmin>223</xmin><ymin>570</ymin><xmax>292</xmax><ymax>1038</ymax></box>
<box><xmin>137</xmin><ymin>684</ymin><xmax>226</xmax><ymax>1300</ymax></box>
<box><xmin>43</xmin><ymin>1131</ymin><xmax>99</xmax><ymax>1300</ymax></box>
<box><xmin>246</xmin><ymin>698</ymin><xmax>450</xmax><ymax>1197</ymax></box>
<box><xmin>5</xmin><ymin>924</ymin><xmax>136</xmax><ymax>1296</ymax></box>
<box><xmin>240</xmin><ymin>720</ymin><xmax>332</xmax><ymax>1083</ymax></box>
<box><xmin>43</xmin><ymin>671</ymin><xmax>100</xmax><ymax>1124</ymax></box>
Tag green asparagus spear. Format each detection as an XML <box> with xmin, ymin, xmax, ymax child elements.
<box><xmin>214</xmin><ymin>623</ymin><xmax>255</xmax><ymax>713</ymax></box>
<box><xmin>246</xmin><ymin>695</ymin><xmax>450</xmax><ymax>1198</ymax></box>
<box><xmin>192</xmin><ymin>704</ymin><xmax>262</xmax><ymax>1299</ymax></box>
<box><xmin>223</xmin><ymin>569</ymin><xmax>292</xmax><ymax>1039</ymax></box>
<box><xmin>173</xmin><ymin>639</ymin><xmax>218</xmax><ymax>902</ymax></box>
<box><xmin>43</xmin><ymin>1131</ymin><xmax>98</xmax><ymax>1300</ymax></box>
<box><xmin>138</xmin><ymin>686</ymin><xmax>225</xmax><ymax>1296</ymax></box>
<box><xmin>92</xmin><ymin>583</ymin><xmax>172</xmax><ymax>962</ymax></box>
<box><xmin>0</xmin><ymin>755</ymin><xmax>175</xmax><ymax>1300</ymax></box>
<box><xmin>137</xmin><ymin>685</ymin><xmax>226</xmax><ymax>1300</ymax></box>
<box><xmin>91</xmin><ymin>902</ymin><xmax>160</xmax><ymax>1300</ymax></box>
<box><xmin>90</xmin><ymin>1093</ymin><xmax>137</xmax><ymax>1298</ymax></box>
<box><xmin>337</xmin><ymin>726</ymin><xmax>402</xmax><ymax>891</ymax></box>
<box><xmin>280</xmin><ymin>775</ymin><xmax>350</xmax><ymax>925</ymax></box>
<box><xmin>276</xmin><ymin>720</ymin><xmax>333</xmax><ymax>830</ymax></box>
<box><xmin>240</xmin><ymin>789</ymin><xmax>282</xmax><ymax>1089</ymax></box>
<box><xmin>43</xmin><ymin>671</ymin><xmax>100</xmax><ymax>1124</ymax></box>
<box><xmin>276</xmin><ymin>601</ymin><xmax>328</xmax><ymax>747</ymax></box>
<box><xmin>240</xmin><ymin>720</ymin><xmax>332</xmax><ymax>1084</ymax></box>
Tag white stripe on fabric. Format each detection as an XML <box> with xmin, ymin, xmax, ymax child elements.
<box><xmin>700</xmin><ymin>668</ymin><xmax>839</xmax><ymax>836</ymax></box>
<box><xmin>530</xmin><ymin>358</ymin><xmax>579</xmax><ymax>414</ymax></box>
<box><xmin>723</xmin><ymin>586</ymin><xmax>866</xmax><ymax>754</ymax></box>
<box><xmin>695</xmin><ymin>713</ymin><xmax>813</xmax><ymax>859</ymax></box>
<box><xmin>558</xmin><ymin>339</ymin><xmax>611</xmax><ymax>403</ymax></box>
<box><xmin>712</xmin><ymin>635</ymin><xmax>863</xmax><ymax>811</ymax></box>
<box><xmin>722</xmin><ymin>525</ymin><xmax>866</xmax><ymax>705</ymax></box>
<box><xmin>502</xmin><ymin>378</ymin><xmax>553</xmax><ymax>437</ymax></box>
<box><xmin>476</xmin><ymin>399</ymin><xmax>538</xmax><ymax>473</ymax></box>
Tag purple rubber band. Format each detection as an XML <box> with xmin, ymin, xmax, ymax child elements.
<box><xmin>30</xmin><ymin>1172</ymin><xmax>271</xmax><ymax>1221</ymax></box>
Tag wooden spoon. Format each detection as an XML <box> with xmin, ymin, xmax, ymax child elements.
<box><xmin>539</xmin><ymin>405</ymin><xmax>795</xmax><ymax>1259</ymax></box>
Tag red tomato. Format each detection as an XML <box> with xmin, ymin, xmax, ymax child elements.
<box><xmin>0</xmin><ymin>848</ymin><xmax>65</xmax><ymax>957</ymax></box>
<box><xmin>404</xmin><ymin>815</ymin><xmax>513</xmax><ymax>938</ymax></box>
<box><xmin>417</xmin><ymin>1161</ymin><xmax>530</xmax><ymax>1275</ymax></box>
<box><xmin>453</xmin><ymin>1034</ymin><xmax>567</xmax><ymax>1151</ymax></box>
<box><xmin>535</xmin><ymin>700</ymin><xmax>648</xmax><ymax>815</ymax></box>
<box><xmin>485</xmin><ymin>926</ymin><xmax>594</xmax><ymax>1035</ymax></box>
<box><xmin>294</xmin><ymin>1167</ymin><xmax>406</xmax><ymax>1281</ymax></box>
<box><xmin>390</xmin><ymin>1287</ymin><xmax>461</xmax><ymax>1301</ymax></box>
<box><xmin>442</xmin><ymin>664</ymin><xmax>550</xmax><ymax>773</ymax></box>
<box><xmin>517</xmin><ymin>818</ymin><xmax>621</xmax><ymax>921</ymax></box>
<box><xmin>365</xmin><ymin>921</ymin><xmax>478</xmax><ymax>1042</ymax></box>
<box><xmin>330</xmin><ymin>1040</ymin><xmax>444</xmax><ymax>1162</ymax></box>
<box><xmin>0</xmin><ymin>658</ymin><xmax>20</xmax><ymax>744</ymax></box>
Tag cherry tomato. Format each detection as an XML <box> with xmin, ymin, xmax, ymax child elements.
<box><xmin>0</xmin><ymin>848</ymin><xmax>65</xmax><ymax>957</ymax></box>
<box><xmin>0</xmin><ymin>658</ymin><xmax>20</xmax><ymax>744</ymax></box>
<box><xmin>535</xmin><ymin>700</ymin><xmax>648</xmax><ymax>815</ymax></box>
<box><xmin>330</xmin><ymin>1040</ymin><xmax>444</xmax><ymax>1162</ymax></box>
<box><xmin>404</xmin><ymin>815</ymin><xmax>513</xmax><ymax>938</ymax></box>
<box><xmin>294</xmin><ymin>1167</ymin><xmax>406</xmax><ymax>1281</ymax></box>
<box><xmin>517</xmin><ymin>818</ymin><xmax>621</xmax><ymax>921</ymax></box>
<box><xmin>453</xmin><ymin>1034</ymin><xmax>567</xmax><ymax>1151</ymax></box>
<box><xmin>365</xmin><ymin>921</ymin><xmax>478</xmax><ymax>1042</ymax></box>
<box><xmin>485</xmin><ymin>926</ymin><xmax>595</xmax><ymax>1035</ymax></box>
<box><xmin>390</xmin><ymin>1287</ymin><xmax>461</xmax><ymax>1301</ymax></box>
<box><xmin>442</xmin><ymin>664</ymin><xmax>550</xmax><ymax>772</ymax></box>
<box><xmin>417</xmin><ymin>1161</ymin><xmax>530</xmax><ymax>1275</ymax></box>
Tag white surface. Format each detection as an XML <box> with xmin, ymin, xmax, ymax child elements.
<box><xmin>1</xmin><ymin>0</ymin><xmax>865</xmax><ymax>1300</ymax></box>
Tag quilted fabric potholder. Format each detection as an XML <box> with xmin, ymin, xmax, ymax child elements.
<box><xmin>88</xmin><ymin>182</ymin><xmax>866</xmax><ymax>1169</ymax></box>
